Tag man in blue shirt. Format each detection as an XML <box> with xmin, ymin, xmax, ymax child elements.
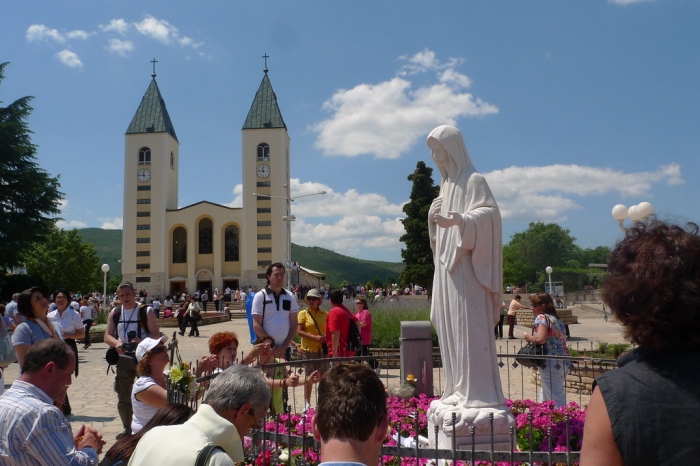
<box><xmin>0</xmin><ymin>339</ymin><xmax>104</xmax><ymax>465</ymax></box>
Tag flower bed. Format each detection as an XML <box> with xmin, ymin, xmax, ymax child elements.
<box><xmin>237</xmin><ymin>396</ymin><xmax>586</xmax><ymax>466</ymax></box>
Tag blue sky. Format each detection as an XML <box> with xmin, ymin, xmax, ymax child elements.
<box><xmin>2</xmin><ymin>0</ymin><xmax>698</xmax><ymax>263</ymax></box>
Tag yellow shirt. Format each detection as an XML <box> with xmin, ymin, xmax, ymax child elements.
<box><xmin>297</xmin><ymin>308</ymin><xmax>328</xmax><ymax>352</ymax></box>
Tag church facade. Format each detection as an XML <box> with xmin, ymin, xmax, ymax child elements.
<box><xmin>121</xmin><ymin>67</ymin><xmax>293</xmax><ymax>298</ymax></box>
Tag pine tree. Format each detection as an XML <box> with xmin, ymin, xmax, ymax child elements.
<box><xmin>0</xmin><ymin>62</ymin><xmax>63</xmax><ymax>271</ymax></box>
<box><xmin>399</xmin><ymin>161</ymin><xmax>439</xmax><ymax>293</ymax></box>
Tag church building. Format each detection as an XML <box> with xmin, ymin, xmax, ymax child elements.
<box><xmin>121</xmin><ymin>64</ymin><xmax>293</xmax><ymax>297</ymax></box>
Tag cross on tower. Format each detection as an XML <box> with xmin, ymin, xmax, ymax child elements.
<box><xmin>262</xmin><ymin>53</ymin><xmax>269</xmax><ymax>73</ymax></box>
<box><xmin>151</xmin><ymin>58</ymin><xmax>158</xmax><ymax>78</ymax></box>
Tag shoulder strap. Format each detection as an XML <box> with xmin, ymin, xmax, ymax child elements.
<box><xmin>195</xmin><ymin>444</ymin><xmax>224</xmax><ymax>466</ymax></box>
<box><xmin>307</xmin><ymin>310</ymin><xmax>324</xmax><ymax>336</ymax></box>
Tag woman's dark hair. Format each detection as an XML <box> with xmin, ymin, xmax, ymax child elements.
<box><xmin>17</xmin><ymin>287</ymin><xmax>47</xmax><ymax>318</ymax></box>
<box><xmin>103</xmin><ymin>403</ymin><xmax>193</xmax><ymax>463</ymax></box>
<box><xmin>53</xmin><ymin>289</ymin><xmax>71</xmax><ymax>309</ymax></box>
<box><xmin>603</xmin><ymin>220</ymin><xmax>700</xmax><ymax>351</ymax></box>
<box><xmin>529</xmin><ymin>292</ymin><xmax>558</xmax><ymax>319</ymax></box>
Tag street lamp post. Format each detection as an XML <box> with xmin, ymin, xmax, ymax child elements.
<box><xmin>612</xmin><ymin>202</ymin><xmax>654</xmax><ymax>232</ymax></box>
<box><xmin>545</xmin><ymin>266</ymin><xmax>553</xmax><ymax>295</ymax></box>
<box><xmin>101</xmin><ymin>263</ymin><xmax>110</xmax><ymax>311</ymax></box>
<box><xmin>252</xmin><ymin>190</ymin><xmax>327</xmax><ymax>289</ymax></box>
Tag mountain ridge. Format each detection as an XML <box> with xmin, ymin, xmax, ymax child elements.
<box><xmin>75</xmin><ymin>228</ymin><xmax>404</xmax><ymax>286</ymax></box>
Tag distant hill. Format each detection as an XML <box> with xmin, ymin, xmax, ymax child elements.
<box><xmin>291</xmin><ymin>244</ymin><xmax>404</xmax><ymax>286</ymax></box>
<box><xmin>75</xmin><ymin>228</ymin><xmax>123</xmax><ymax>276</ymax></box>
<box><xmin>75</xmin><ymin>228</ymin><xmax>404</xmax><ymax>286</ymax></box>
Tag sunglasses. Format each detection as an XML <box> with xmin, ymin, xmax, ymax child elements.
<box><xmin>150</xmin><ymin>345</ymin><xmax>166</xmax><ymax>355</ymax></box>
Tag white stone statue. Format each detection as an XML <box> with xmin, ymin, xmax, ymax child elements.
<box><xmin>426</xmin><ymin>125</ymin><xmax>514</xmax><ymax>438</ymax></box>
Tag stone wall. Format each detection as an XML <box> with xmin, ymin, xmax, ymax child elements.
<box><xmin>531</xmin><ymin>360</ymin><xmax>617</xmax><ymax>395</ymax></box>
<box><xmin>515</xmin><ymin>309</ymin><xmax>579</xmax><ymax>328</ymax></box>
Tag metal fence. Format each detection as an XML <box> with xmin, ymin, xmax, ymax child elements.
<box><xmin>165</xmin><ymin>345</ymin><xmax>622</xmax><ymax>465</ymax></box>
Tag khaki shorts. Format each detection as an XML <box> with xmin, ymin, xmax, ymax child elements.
<box><xmin>299</xmin><ymin>350</ymin><xmax>330</xmax><ymax>375</ymax></box>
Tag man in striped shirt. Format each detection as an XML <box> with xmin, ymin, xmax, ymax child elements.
<box><xmin>0</xmin><ymin>339</ymin><xmax>104</xmax><ymax>465</ymax></box>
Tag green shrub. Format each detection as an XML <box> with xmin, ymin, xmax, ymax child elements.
<box><xmin>93</xmin><ymin>310</ymin><xmax>108</xmax><ymax>325</ymax></box>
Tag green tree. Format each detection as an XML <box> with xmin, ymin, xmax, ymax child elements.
<box><xmin>373</xmin><ymin>276</ymin><xmax>383</xmax><ymax>289</ymax></box>
<box><xmin>399</xmin><ymin>161</ymin><xmax>439</xmax><ymax>292</ymax></box>
<box><xmin>503</xmin><ymin>222</ymin><xmax>578</xmax><ymax>286</ymax></box>
<box><xmin>20</xmin><ymin>227</ymin><xmax>100</xmax><ymax>293</ymax></box>
<box><xmin>0</xmin><ymin>62</ymin><xmax>63</xmax><ymax>272</ymax></box>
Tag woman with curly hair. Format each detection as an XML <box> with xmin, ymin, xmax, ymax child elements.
<box><xmin>581</xmin><ymin>220</ymin><xmax>700</xmax><ymax>465</ymax></box>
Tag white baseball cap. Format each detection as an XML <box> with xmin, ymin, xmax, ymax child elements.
<box><xmin>135</xmin><ymin>335</ymin><xmax>168</xmax><ymax>362</ymax></box>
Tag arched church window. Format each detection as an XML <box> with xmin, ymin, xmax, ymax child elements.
<box><xmin>170</xmin><ymin>152</ymin><xmax>174</xmax><ymax>168</ymax></box>
<box><xmin>224</xmin><ymin>225</ymin><xmax>240</xmax><ymax>262</ymax></box>
<box><xmin>199</xmin><ymin>218</ymin><xmax>213</xmax><ymax>254</ymax></box>
<box><xmin>257</xmin><ymin>143</ymin><xmax>270</xmax><ymax>161</ymax></box>
<box><xmin>138</xmin><ymin>147</ymin><xmax>151</xmax><ymax>165</ymax></box>
<box><xmin>172</xmin><ymin>227</ymin><xmax>187</xmax><ymax>263</ymax></box>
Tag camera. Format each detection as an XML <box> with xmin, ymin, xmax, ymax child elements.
<box><xmin>122</xmin><ymin>331</ymin><xmax>138</xmax><ymax>353</ymax></box>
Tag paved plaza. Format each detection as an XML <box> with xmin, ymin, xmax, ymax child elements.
<box><xmin>1</xmin><ymin>303</ymin><xmax>624</xmax><ymax>450</ymax></box>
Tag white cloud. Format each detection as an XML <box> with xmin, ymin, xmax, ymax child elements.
<box><xmin>311</xmin><ymin>49</ymin><xmax>498</xmax><ymax>159</ymax></box>
<box><xmin>485</xmin><ymin>163</ymin><xmax>684</xmax><ymax>222</ymax></box>
<box><xmin>100</xmin><ymin>19</ymin><xmax>129</xmax><ymax>35</ymax></box>
<box><xmin>100</xmin><ymin>218</ymin><xmax>123</xmax><ymax>229</ymax></box>
<box><xmin>26</xmin><ymin>25</ymin><xmax>91</xmax><ymax>43</ymax></box>
<box><xmin>292</xmin><ymin>215</ymin><xmax>405</xmax><ymax>258</ymax></box>
<box><xmin>56</xmin><ymin>219</ymin><xmax>87</xmax><ymax>229</ymax></box>
<box><xmin>66</xmin><ymin>30</ymin><xmax>91</xmax><ymax>40</ymax></box>
<box><xmin>56</xmin><ymin>50</ymin><xmax>83</xmax><ymax>68</ymax></box>
<box><xmin>106</xmin><ymin>38</ymin><xmax>134</xmax><ymax>57</ymax></box>
<box><xmin>133</xmin><ymin>16</ymin><xmax>202</xmax><ymax>48</ymax></box>
<box><xmin>26</xmin><ymin>24</ymin><xmax>64</xmax><ymax>42</ymax></box>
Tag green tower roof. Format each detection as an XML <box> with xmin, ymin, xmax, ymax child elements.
<box><xmin>126</xmin><ymin>78</ymin><xmax>178</xmax><ymax>141</ymax></box>
<box><xmin>243</xmin><ymin>73</ymin><xmax>286</xmax><ymax>130</ymax></box>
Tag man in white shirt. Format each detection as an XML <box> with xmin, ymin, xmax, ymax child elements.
<box><xmin>251</xmin><ymin>263</ymin><xmax>299</xmax><ymax>361</ymax></box>
<box><xmin>104</xmin><ymin>282</ymin><xmax>159</xmax><ymax>439</ymax></box>
<box><xmin>6</xmin><ymin>293</ymin><xmax>21</xmax><ymax>326</ymax></box>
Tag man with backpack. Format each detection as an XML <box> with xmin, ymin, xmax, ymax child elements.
<box><xmin>325</xmin><ymin>290</ymin><xmax>361</xmax><ymax>359</ymax></box>
<box><xmin>251</xmin><ymin>263</ymin><xmax>299</xmax><ymax>361</ymax></box>
<box><xmin>104</xmin><ymin>281</ymin><xmax>159</xmax><ymax>439</ymax></box>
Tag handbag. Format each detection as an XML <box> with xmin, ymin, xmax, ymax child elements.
<box><xmin>516</xmin><ymin>342</ymin><xmax>546</xmax><ymax>368</ymax></box>
<box><xmin>516</xmin><ymin>315</ymin><xmax>553</xmax><ymax>368</ymax></box>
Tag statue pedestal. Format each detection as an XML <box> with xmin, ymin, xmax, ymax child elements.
<box><xmin>428</xmin><ymin>420</ymin><xmax>513</xmax><ymax>466</ymax></box>
<box><xmin>428</xmin><ymin>399</ymin><xmax>515</xmax><ymax>466</ymax></box>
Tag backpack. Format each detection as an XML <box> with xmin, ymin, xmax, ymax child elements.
<box><xmin>105</xmin><ymin>304</ymin><xmax>149</xmax><ymax>373</ymax></box>
<box><xmin>341</xmin><ymin>307</ymin><xmax>363</xmax><ymax>353</ymax></box>
<box><xmin>245</xmin><ymin>292</ymin><xmax>256</xmax><ymax>344</ymax></box>
<box><xmin>111</xmin><ymin>303</ymin><xmax>149</xmax><ymax>335</ymax></box>
<box><xmin>347</xmin><ymin>318</ymin><xmax>363</xmax><ymax>353</ymax></box>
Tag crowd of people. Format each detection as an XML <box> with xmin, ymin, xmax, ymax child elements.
<box><xmin>3</xmin><ymin>220</ymin><xmax>698</xmax><ymax>465</ymax></box>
